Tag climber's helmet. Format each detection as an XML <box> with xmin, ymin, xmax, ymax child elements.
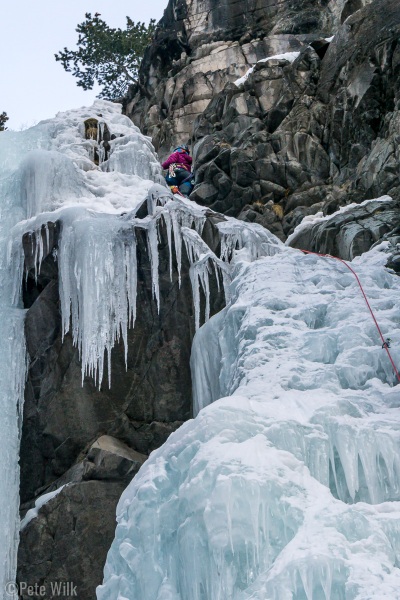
<box><xmin>175</xmin><ymin>144</ymin><xmax>190</xmax><ymax>153</ymax></box>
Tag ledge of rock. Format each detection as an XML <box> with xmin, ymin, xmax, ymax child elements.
<box><xmin>288</xmin><ymin>197</ymin><xmax>400</xmax><ymax>261</ymax></box>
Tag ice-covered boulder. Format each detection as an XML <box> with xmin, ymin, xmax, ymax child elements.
<box><xmin>287</xmin><ymin>196</ymin><xmax>400</xmax><ymax>260</ymax></box>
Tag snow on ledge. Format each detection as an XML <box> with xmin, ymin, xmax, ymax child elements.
<box><xmin>21</xmin><ymin>485</ymin><xmax>67</xmax><ymax>530</ymax></box>
<box><xmin>286</xmin><ymin>195</ymin><xmax>393</xmax><ymax>246</ymax></box>
<box><xmin>234</xmin><ymin>52</ymin><xmax>300</xmax><ymax>86</ymax></box>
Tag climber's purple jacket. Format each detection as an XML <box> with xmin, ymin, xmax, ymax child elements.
<box><xmin>162</xmin><ymin>151</ymin><xmax>193</xmax><ymax>171</ymax></box>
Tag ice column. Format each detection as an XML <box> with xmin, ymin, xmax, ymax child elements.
<box><xmin>0</xmin><ymin>133</ymin><xmax>28</xmax><ymax>600</ymax></box>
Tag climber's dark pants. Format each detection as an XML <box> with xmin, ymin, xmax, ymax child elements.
<box><xmin>165</xmin><ymin>169</ymin><xmax>194</xmax><ymax>196</ymax></box>
<box><xmin>179</xmin><ymin>181</ymin><xmax>194</xmax><ymax>196</ymax></box>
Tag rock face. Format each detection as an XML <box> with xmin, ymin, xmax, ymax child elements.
<box><xmin>191</xmin><ymin>48</ymin><xmax>330</xmax><ymax>232</ymax></box>
<box><xmin>20</xmin><ymin>224</ymin><xmax>191</xmax><ymax>504</ymax></box>
<box><xmin>125</xmin><ymin>0</ymin><xmax>369</xmax><ymax>157</ymax></box>
<box><xmin>17</xmin><ymin>205</ymin><xmax>225</xmax><ymax>598</ymax></box>
<box><xmin>18</xmin><ymin>441</ymin><xmax>145</xmax><ymax>600</ymax></box>
<box><xmin>124</xmin><ymin>0</ymin><xmax>400</xmax><ymax>258</ymax></box>
<box><xmin>188</xmin><ymin>0</ymin><xmax>400</xmax><ymax>249</ymax></box>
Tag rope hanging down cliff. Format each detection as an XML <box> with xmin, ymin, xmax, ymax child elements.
<box><xmin>300</xmin><ymin>250</ymin><xmax>400</xmax><ymax>384</ymax></box>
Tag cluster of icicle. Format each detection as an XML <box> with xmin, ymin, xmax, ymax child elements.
<box><xmin>9</xmin><ymin>184</ymin><xmax>280</xmax><ymax>388</ymax></box>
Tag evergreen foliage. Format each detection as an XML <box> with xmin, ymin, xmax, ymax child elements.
<box><xmin>55</xmin><ymin>13</ymin><xmax>156</xmax><ymax>100</ymax></box>
<box><xmin>0</xmin><ymin>112</ymin><xmax>9</xmax><ymax>131</ymax></box>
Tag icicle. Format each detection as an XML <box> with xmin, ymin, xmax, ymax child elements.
<box><xmin>220</xmin><ymin>230</ymin><xmax>242</xmax><ymax>262</ymax></box>
<box><xmin>7</xmin><ymin>233</ymin><xmax>25</xmax><ymax>308</ymax></box>
<box><xmin>171</xmin><ymin>208</ymin><xmax>183</xmax><ymax>285</ymax></box>
<box><xmin>125</xmin><ymin>234</ymin><xmax>138</xmax><ymax>330</ymax></box>
<box><xmin>45</xmin><ymin>222</ymin><xmax>49</xmax><ymax>257</ymax></box>
<box><xmin>162</xmin><ymin>211</ymin><xmax>173</xmax><ymax>282</ymax></box>
<box><xmin>200</xmin><ymin>260</ymin><xmax>211</xmax><ymax>323</ymax></box>
<box><xmin>333</xmin><ymin>430</ymin><xmax>359</xmax><ymax>501</ymax></box>
<box><xmin>33</xmin><ymin>230</ymin><xmax>39</xmax><ymax>283</ymax></box>
<box><xmin>46</xmin><ymin>212</ymin><xmax>139</xmax><ymax>389</ymax></box>
<box><xmin>146</xmin><ymin>219</ymin><xmax>160</xmax><ymax>311</ymax></box>
<box><xmin>189</xmin><ymin>265</ymin><xmax>201</xmax><ymax>331</ymax></box>
<box><xmin>98</xmin><ymin>141</ymin><xmax>105</xmax><ymax>165</ymax></box>
<box><xmin>214</xmin><ymin>261</ymin><xmax>221</xmax><ymax>293</ymax></box>
<box><xmin>299</xmin><ymin>564</ymin><xmax>314</xmax><ymax>600</ymax></box>
<box><xmin>147</xmin><ymin>184</ymin><xmax>171</xmax><ymax>216</ymax></box>
<box><xmin>182</xmin><ymin>227</ymin><xmax>230</xmax><ymax>329</ymax></box>
<box><xmin>193</xmin><ymin>214</ymin><xmax>206</xmax><ymax>235</ymax></box>
<box><xmin>319</xmin><ymin>561</ymin><xmax>333</xmax><ymax>600</ymax></box>
<box><xmin>98</xmin><ymin>121</ymin><xmax>104</xmax><ymax>143</ymax></box>
<box><xmin>37</xmin><ymin>226</ymin><xmax>45</xmax><ymax>278</ymax></box>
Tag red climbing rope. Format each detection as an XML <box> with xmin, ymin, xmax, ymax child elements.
<box><xmin>300</xmin><ymin>249</ymin><xmax>400</xmax><ymax>384</ymax></box>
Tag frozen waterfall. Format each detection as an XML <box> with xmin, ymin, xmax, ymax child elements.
<box><xmin>0</xmin><ymin>131</ymin><xmax>29</xmax><ymax>600</ymax></box>
<box><xmin>3</xmin><ymin>97</ymin><xmax>400</xmax><ymax>600</ymax></box>
<box><xmin>98</xmin><ymin>218</ymin><xmax>400</xmax><ymax>598</ymax></box>
<box><xmin>2</xmin><ymin>100</ymin><xmax>265</xmax><ymax>598</ymax></box>
<box><xmin>2</xmin><ymin>100</ymin><xmax>230</xmax><ymax>598</ymax></box>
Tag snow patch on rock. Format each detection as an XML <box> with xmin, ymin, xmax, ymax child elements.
<box><xmin>235</xmin><ymin>52</ymin><xmax>301</xmax><ymax>86</ymax></box>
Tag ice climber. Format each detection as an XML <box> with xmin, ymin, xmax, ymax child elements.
<box><xmin>162</xmin><ymin>144</ymin><xmax>194</xmax><ymax>197</ymax></box>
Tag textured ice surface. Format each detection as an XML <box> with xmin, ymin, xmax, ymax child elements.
<box><xmin>98</xmin><ymin>239</ymin><xmax>400</xmax><ymax>599</ymax></box>
<box><xmin>7</xmin><ymin>101</ymin><xmax>215</xmax><ymax>387</ymax></box>
<box><xmin>0</xmin><ymin>131</ymin><xmax>29</xmax><ymax>599</ymax></box>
